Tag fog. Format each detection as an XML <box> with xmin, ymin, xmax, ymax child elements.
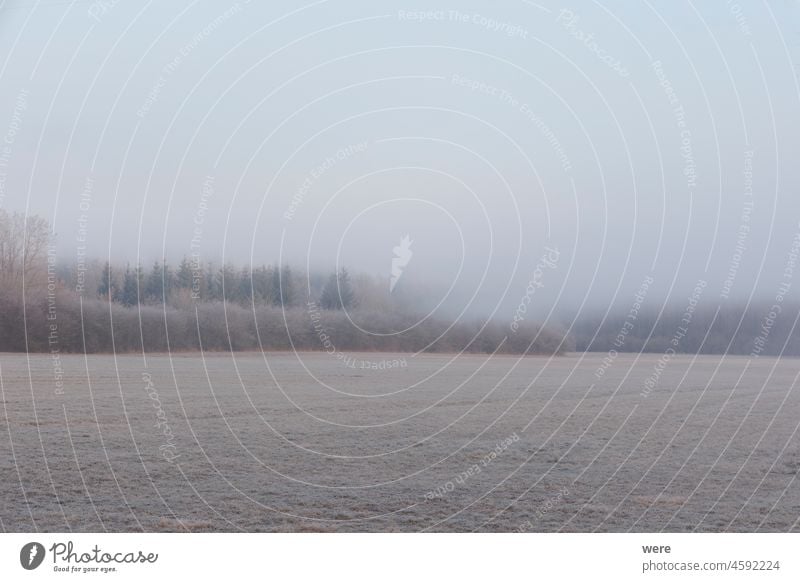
<box><xmin>1</xmin><ymin>0</ymin><xmax>800</xmax><ymax>321</ymax></box>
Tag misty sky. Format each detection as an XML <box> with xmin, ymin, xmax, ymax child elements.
<box><xmin>1</xmin><ymin>0</ymin><xmax>799</xmax><ymax>320</ymax></box>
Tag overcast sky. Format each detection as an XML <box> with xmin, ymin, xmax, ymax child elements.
<box><xmin>1</xmin><ymin>0</ymin><xmax>799</xmax><ymax>319</ymax></box>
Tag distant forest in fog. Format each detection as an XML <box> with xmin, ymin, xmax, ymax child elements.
<box><xmin>0</xmin><ymin>210</ymin><xmax>565</xmax><ymax>355</ymax></box>
<box><xmin>1</xmin><ymin>209</ymin><xmax>798</xmax><ymax>357</ymax></box>
<box><xmin>573</xmin><ymin>302</ymin><xmax>800</xmax><ymax>358</ymax></box>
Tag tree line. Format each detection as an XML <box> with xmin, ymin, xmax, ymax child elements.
<box><xmin>86</xmin><ymin>259</ymin><xmax>359</xmax><ymax>311</ymax></box>
<box><xmin>571</xmin><ymin>302</ymin><xmax>800</xmax><ymax>357</ymax></box>
<box><xmin>0</xmin><ymin>209</ymin><xmax>565</xmax><ymax>355</ymax></box>
<box><xmin>68</xmin><ymin>258</ymin><xmax>369</xmax><ymax>311</ymax></box>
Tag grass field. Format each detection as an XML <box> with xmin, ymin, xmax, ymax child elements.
<box><xmin>1</xmin><ymin>351</ymin><xmax>798</xmax><ymax>532</ymax></box>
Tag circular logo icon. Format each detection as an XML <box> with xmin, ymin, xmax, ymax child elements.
<box><xmin>20</xmin><ymin>542</ymin><xmax>45</xmax><ymax>570</ymax></box>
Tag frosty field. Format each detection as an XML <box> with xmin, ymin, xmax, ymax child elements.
<box><xmin>1</xmin><ymin>351</ymin><xmax>798</xmax><ymax>532</ymax></box>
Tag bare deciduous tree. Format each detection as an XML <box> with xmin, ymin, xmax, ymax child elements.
<box><xmin>0</xmin><ymin>209</ymin><xmax>50</xmax><ymax>292</ymax></box>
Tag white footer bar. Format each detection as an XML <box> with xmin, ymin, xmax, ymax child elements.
<box><xmin>1</xmin><ymin>533</ymin><xmax>797</xmax><ymax>581</ymax></box>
